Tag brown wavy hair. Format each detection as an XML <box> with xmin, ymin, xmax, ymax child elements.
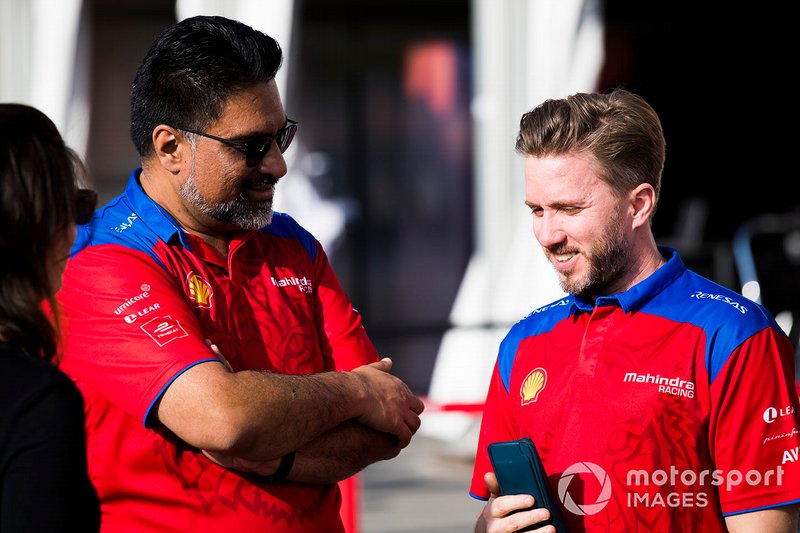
<box><xmin>516</xmin><ymin>88</ymin><xmax>666</xmax><ymax>216</ymax></box>
<box><xmin>0</xmin><ymin>103</ymin><xmax>92</xmax><ymax>361</ymax></box>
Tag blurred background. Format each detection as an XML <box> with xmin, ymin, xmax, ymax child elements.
<box><xmin>2</xmin><ymin>1</ymin><xmax>798</xmax><ymax>530</ymax></box>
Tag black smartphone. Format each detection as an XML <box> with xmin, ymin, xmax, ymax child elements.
<box><xmin>487</xmin><ymin>437</ymin><xmax>567</xmax><ymax>532</ymax></box>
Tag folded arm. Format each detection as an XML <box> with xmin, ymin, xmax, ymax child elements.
<box><xmin>156</xmin><ymin>356</ymin><xmax>423</xmax><ymax>477</ymax></box>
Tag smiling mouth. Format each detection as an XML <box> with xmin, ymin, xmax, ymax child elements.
<box><xmin>547</xmin><ymin>247</ymin><xmax>578</xmax><ymax>264</ymax></box>
<box><xmin>243</xmin><ymin>176</ymin><xmax>277</xmax><ymax>202</ymax></box>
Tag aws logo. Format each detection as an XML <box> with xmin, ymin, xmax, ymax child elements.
<box><xmin>186</xmin><ymin>272</ymin><xmax>213</xmax><ymax>309</ymax></box>
<box><xmin>520</xmin><ymin>368</ymin><xmax>548</xmax><ymax>405</ymax></box>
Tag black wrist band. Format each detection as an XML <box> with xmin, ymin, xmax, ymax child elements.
<box><xmin>264</xmin><ymin>451</ymin><xmax>295</xmax><ymax>483</ymax></box>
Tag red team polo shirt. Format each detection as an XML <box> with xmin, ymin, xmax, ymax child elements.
<box><xmin>58</xmin><ymin>170</ymin><xmax>378</xmax><ymax>532</ymax></box>
<box><xmin>470</xmin><ymin>248</ymin><xmax>800</xmax><ymax>532</ymax></box>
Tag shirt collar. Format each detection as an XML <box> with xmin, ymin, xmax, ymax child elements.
<box><xmin>124</xmin><ymin>168</ymin><xmax>191</xmax><ymax>248</ymax></box>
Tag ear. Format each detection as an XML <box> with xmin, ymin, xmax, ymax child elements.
<box><xmin>152</xmin><ymin>125</ymin><xmax>184</xmax><ymax>174</ymax></box>
<box><xmin>629</xmin><ymin>183</ymin><xmax>657</xmax><ymax>229</ymax></box>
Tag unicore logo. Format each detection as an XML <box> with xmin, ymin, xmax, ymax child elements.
<box><xmin>558</xmin><ymin>462</ymin><xmax>612</xmax><ymax>515</ymax></box>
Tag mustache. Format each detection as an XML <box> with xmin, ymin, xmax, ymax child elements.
<box><xmin>247</xmin><ymin>174</ymin><xmax>279</xmax><ymax>187</ymax></box>
<box><xmin>546</xmin><ymin>245</ymin><xmax>576</xmax><ymax>256</ymax></box>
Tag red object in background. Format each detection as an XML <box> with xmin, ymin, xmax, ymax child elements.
<box><xmin>340</xmin><ymin>475</ymin><xmax>360</xmax><ymax>533</ymax></box>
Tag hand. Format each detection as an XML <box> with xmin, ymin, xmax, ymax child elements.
<box><xmin>205</xmin><ymin>339</ymin><xmax>233</xmax><ymax>371</ymax></box>
<box><xmin>351</xmin><ymin>358</ymin><xmax>425</xmax><ymax>447</ymax></box>
<box><xmin>202</xmin><ymin>449</ymin><xmax>281</xmax><ymax>476</ymax></box>
<box><xmin>476</xmin><ymin>472</ymin><xmax>556</xmax><ymax>533</ymax></box>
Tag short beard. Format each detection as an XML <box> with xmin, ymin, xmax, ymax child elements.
<box><xmin>179</xmin><ymin>172</ymin><xmax>273</xmax><ymax>230</ymax></box>
<box><xmin>556</xmin><ymin>209</ymin><xmax>630</xmax><ymax>299</ymax></box>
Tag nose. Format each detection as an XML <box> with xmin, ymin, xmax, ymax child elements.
<box><xmin>256</xmin><ymin>141</ymin><xmax>288</xmax><ymax>178</ymax></box>
<box><xmin>533</xmin><ymin>211</ymin><xmax>566</xmax><ymax>249</ymax></box>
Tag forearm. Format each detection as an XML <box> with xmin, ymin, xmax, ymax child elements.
<box><xmin>288</xmin><ymin>420</ymin><xmax>403</xmax><ymax>484</ymax></box>
<box><xmin>158</xmin><ymin>363</ymin><xmax>370</xmax><ymax>460</ymax></box>
<box><xmin>201</xmin><ymin>420</ymin><xmax>402</xmax><ymax>484</ymax></box>
<box><xmin>158</xmin><ymin>358</ymin><xmax>422</xmax><ymax>463</ymax></box>
<box><xmin>724</xmin><ymin>505</ymin><xmax>799</xmax><ymax>532</ymax></box>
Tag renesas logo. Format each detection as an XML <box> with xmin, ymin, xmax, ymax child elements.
<box><xmin>763</xmin><ymin>405</ymin><xmax>795</xmax><ymax>424</ymax></box>
<box><xmin>527</xmin><ymin>298</ymin><xmax>569</xmax><ymax>317</ymax></box>
<box><xmin>689</xmin><ymin>291</ymin><xmax>747</xmax><ymax>314</ymax></box>
<box><xmin>113</xmin><ymin>212</ymin><xmax>138</xmax><ymax>233</ymax></box>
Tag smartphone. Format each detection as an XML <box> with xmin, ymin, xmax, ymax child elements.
<box><xmin>487</xmin><ymin>437</ymin><xmax>567</xmax><ymax>532</ymax></box>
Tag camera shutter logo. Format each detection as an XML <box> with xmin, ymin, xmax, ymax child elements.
<box><xmin>558</xmin><ymin>462</ymin><xmax>612</xmax><ymax>515</ymax></box>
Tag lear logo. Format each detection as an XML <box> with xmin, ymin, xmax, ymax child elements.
<box><xmin>520</xmin><ymin>368</ymin><xmax>547</xmax><ymax>405</ymax></box>
<box><xmin>558</xmin><ymin>462</ymin><xmax>612</xmax><ymax>516</ymax></box>
<box><xmin>186</xmin><ymin>272</ymin><xmax>213</xmax><ymax>308</ymax></box>
<box><xmin>763</xmin><ymin>405</ymin><xmax>795</xmax><ymax>423</ymax></box>
<box><xmin>123</xmin><ymin>303</ymin><xmax>161</xmax><ymax>324</ymax></box>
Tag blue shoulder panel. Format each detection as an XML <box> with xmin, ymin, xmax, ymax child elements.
<box><xmin>262</xmin><ymin>212</ymin><xmax>318</xmax><ymax>262</ymax></box>
<box><xmin>70</xmin><ymin>170</ymin><xmax>183</xmax><ymax>268</ymax></box>
<box><xmin>640</xmin><ymin>267</ymin><xmax>779</xmax><ymax>383</ymax></box>
<box><xmin>497</xmin><ymin>296</ymin><xmax>575</xmax><ymax>392</ymax></box>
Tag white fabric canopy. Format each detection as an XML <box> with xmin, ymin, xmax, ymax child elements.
<box><xmin>423</xmin><ymin>0</ymin><xmax>605</xmax><ymax>445</ymax></box>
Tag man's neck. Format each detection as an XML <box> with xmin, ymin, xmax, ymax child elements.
<box><xmin>139</xmin><ymin>167</ymin><xmax>232</xmax><ymax>259</ymax></box>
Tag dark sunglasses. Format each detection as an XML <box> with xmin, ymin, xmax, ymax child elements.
<box><xmin>74</xmin><ymin>188</ymin><xmax>98</xmax><ymax>225</ymax></box>
<box><xmin>175</xmin><ymin>119</ymin><xmax>298</xmax><ymax>167</ymax></box>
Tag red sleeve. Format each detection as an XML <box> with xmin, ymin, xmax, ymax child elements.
<box><xmin>710</xmin><ymin>326</ymin><xmax>800</xmax><ymax>514</ymax></box>
<box><xmin>470</xmin><ymin>359</ymin><xmax>519</xmax><ymax>500</ymax></box>
<box><xmin>313</xmin><ymin>243</ymin><xmax>378</xmax><ymax>371</ymax></box>
<box><xmin>58</xmin><ymin>245</ymin><xmax>216</xmax><ymax>424</ymax></box>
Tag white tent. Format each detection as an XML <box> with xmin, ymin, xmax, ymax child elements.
<box><xmin>421</xmin><ymin>0</ymin><xmax>604</xmax><ymax>450</ymax></box>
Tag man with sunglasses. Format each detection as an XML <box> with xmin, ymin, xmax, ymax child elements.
<box><xmin>57</xmin><ymin>15</ymin><xmax>424</xmax><ymax>533</ymax></box>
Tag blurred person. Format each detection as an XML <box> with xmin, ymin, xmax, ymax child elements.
<box><xmin>0</xmin><ymin>103</ymin><xmax>100</xmax><ymax>532</ymax></box>
<box><xmin>470</xmin><ymin>89</ymin><xmax>800</xmax><ymax>532</ymax></box>
<box><xmin>57</xmin><ymin>15</ymin><xmax>424</xmax><ymax>533</ymax></box>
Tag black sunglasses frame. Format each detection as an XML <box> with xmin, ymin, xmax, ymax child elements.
<box><xmin>175</xmin><ymin>119</ymin><xmax>298</xmax><ymax>167</ymax></box>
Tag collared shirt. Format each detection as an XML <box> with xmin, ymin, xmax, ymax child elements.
<box><xmin>59</xmin><ymin>169</ymin><xmax>377</xmax><ymax>532</ymax></box>
<box><xmin>470</xmin><ymin>248</ymin><xmax>800</xmax><ymax>532</ymax></box>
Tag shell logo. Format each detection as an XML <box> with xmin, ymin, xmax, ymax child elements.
<box><xmin>520</xmin><ymin>367</ymin><xmax>547</xmax><ymax>405</ymax></box>
<box><xmin>186</xmin><ymin>272</ymin><xmax>213</xmax><ymax>309</ymax></box>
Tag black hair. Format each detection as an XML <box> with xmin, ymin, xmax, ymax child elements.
<box><xmin>129</xmin><ymin>15</ymin><xmax>283</xmax><ymax>158</ymax></box>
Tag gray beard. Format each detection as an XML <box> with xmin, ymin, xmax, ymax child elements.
<box><xmin>179</xmin><ymin>173</ymin><xmax>273</xmax><ymax>230</ymax></box>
